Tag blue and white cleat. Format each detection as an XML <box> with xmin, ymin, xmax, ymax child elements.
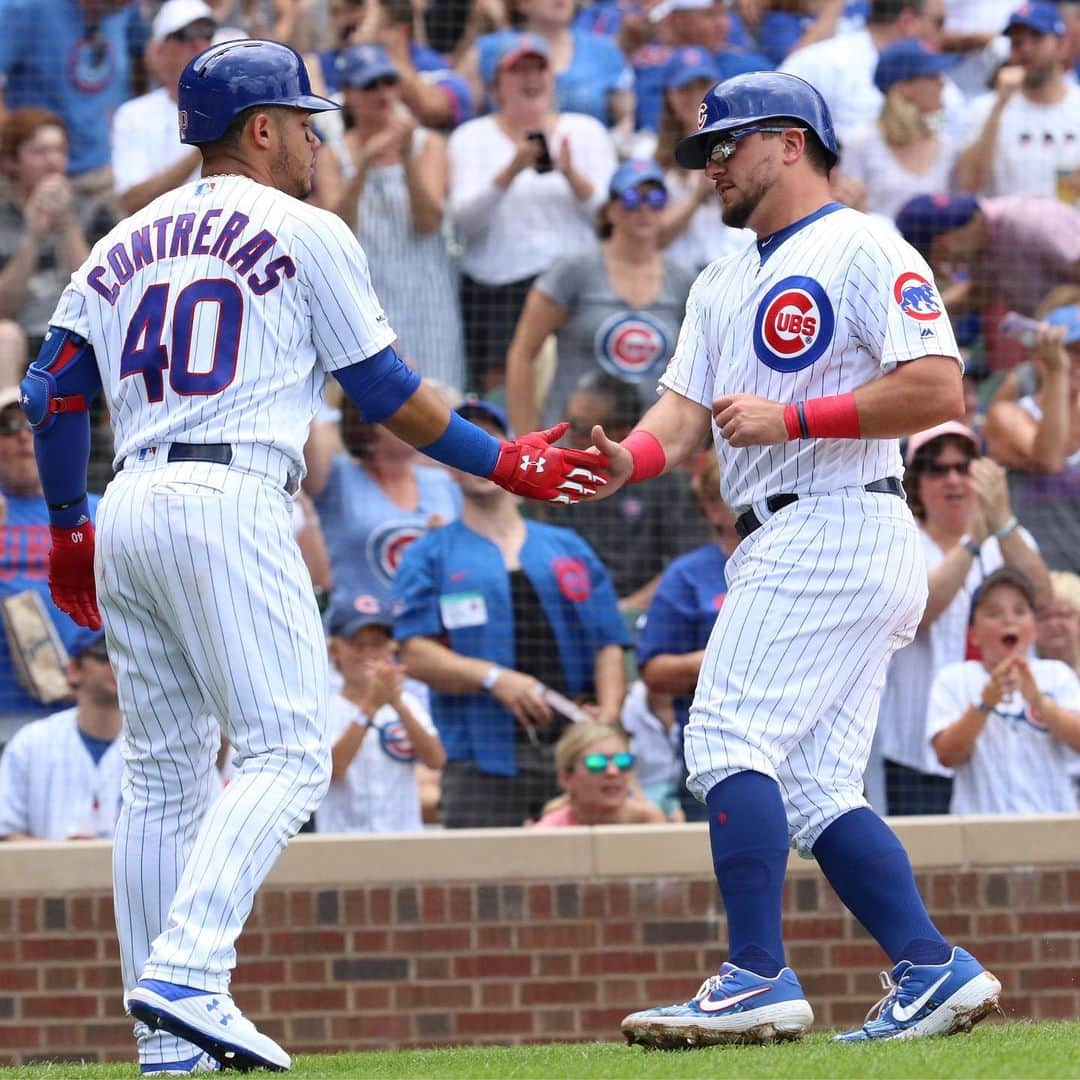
<box><xmin>140</xmin><ymin>1051</ymin><xmax>221</xmax><ymax>1074</ymax></box>
<box><xmin>127</xmin><ymin>979</ymin><xmax>290</xmax><ymax>1072</ymax></box>
<box><xmin>621</xmin><ymin>962</ymin><xmax>814</xmax><ymax>1048</ymax></box>
<box><xmin>834</xmin><ymin>947</ymin><xmax>1001</xmax><ymax>1042</ymax></box>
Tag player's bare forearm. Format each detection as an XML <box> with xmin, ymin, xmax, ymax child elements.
<box><xmin>382</xmin><ymin>379</ymin><xmax>454</xmax><ymax>447</ymax></box>
<box><xmin>854</xmin><ymin>355</ymin><xmax>964</xmax><ymax>437</ymax></box>
<box><xmin>587</xmin><ymin>390</ymin><xmax>711</xmax><ymax>500</ymax></box>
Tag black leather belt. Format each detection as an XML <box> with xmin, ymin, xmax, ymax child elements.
<box><xmin>117</xmin><ymin>443</ymin><xmax>300</xmax><ymax>496</ymax></box>
<box><xmin>735</xmin><ymin>477</ymin><xmax>905</xmax><ymax>540</ymax></box>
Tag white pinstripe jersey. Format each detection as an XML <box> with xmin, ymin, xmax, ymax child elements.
<box><xmin>660</xmin><ymin>205</ymin><xmax>961</xmax><ymax>511</ymax></box>
<box><xmin>48</xmin><ymin>175</ymin><xmax>396</xmax><ymax>468</ymax></box>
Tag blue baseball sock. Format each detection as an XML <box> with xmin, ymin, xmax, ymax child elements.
<box><xmin>812</xmin><ymin>807</ymin><xmax>950</xmax><ymax>966</ymax></box>
<box><xmin>705</xmin><ymin>772</ymin><xmax>789</xmax><ymax>977</ymax></box>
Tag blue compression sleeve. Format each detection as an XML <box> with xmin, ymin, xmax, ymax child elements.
<box><xmin>21</xmin><ymin>328</ymin><xmax>102</xmax><ymax>528</ymax></box>
<box><xmin>418</xmin><ymin>410</ymin><xmax>500</xmax><ymax>477</ymax></box>
<box><xmin>332</xmin><ymin>344</ymin><xmax>422</xmax><ymax>423</ymax></box>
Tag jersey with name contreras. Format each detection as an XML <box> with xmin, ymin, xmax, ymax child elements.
<box><xmin>48</xmin><ymin>174</ymin><xmax>396</xmax><ymax>469</ymax></box>
<box><xmin>660</xmin><ymin>204</ymin><xmax>961</xmax><ymax>511</ymax></box>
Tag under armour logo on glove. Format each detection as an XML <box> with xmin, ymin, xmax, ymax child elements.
<box><xmin>488</xmin><ymin>422</ymin><xmax>607</xmax><ymax>504</ymax></box>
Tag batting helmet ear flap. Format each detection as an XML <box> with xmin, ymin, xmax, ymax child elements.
<box><xmin>676</xmin><ymin>72</ymin><xmax>839</xmax><ymax>170</ymax></box>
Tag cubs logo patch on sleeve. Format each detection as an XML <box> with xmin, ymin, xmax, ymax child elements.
<box><xmin>894</xmin><ymin>272</ymin><xmax>942</xmax><ymax>321</ymax></box>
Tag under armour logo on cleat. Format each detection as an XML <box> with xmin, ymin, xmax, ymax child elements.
<box><xmin>519</xmin><ymin>454</ymin><xmax>546</xmax><ymax>473</ymax></box>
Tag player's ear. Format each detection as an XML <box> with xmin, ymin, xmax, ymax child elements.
<box><xmin>248</xmin><ymin>110</ymin><xmax>277</xmax><ymax>150</ymax></box>
<box><xmin>781</xmin><ymin>127</ymin><xmax>807</xmax><ymax>164</ymax></box>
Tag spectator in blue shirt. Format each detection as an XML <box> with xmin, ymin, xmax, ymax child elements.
<box><xmin>631</xmin><ymin>0</ymin><xmax>770</xmax><ymax>132</ymax></box>
<box><xmin>316</xmin><ymin>0</ymin><xmax>476</xmax><ymax>129</ymax></box>
<box><xmin>636</xmin><ymin>451</ymin><xmax>738</xmax><ymax>821</ymax></box>
<box><xmin>393</xmin><ymin>399</ymin><xmax>629</xmax><ymax>828</ymax></box>
<box><xmin>459</xmin><ymin>0</ymin><xmax>636</xmax><ymax>134</ymax></box>
<box><xmin>0</xmin><ymin>386</ymin><xmax>100</xmax><ymax>744</ymax></box>
<box><xmin>0</xmin><ymin>0</ymin><xmax>144</xmax><ymax>183</ymax></box>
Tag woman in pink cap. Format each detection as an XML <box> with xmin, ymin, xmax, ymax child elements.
<box><xmin>870</xmin><ymin>420</ymin><xmax>1049</xmax><ymax>816</ymax></box>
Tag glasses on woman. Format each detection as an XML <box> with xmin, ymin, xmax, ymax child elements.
<box><xmin>581</xmin><ymin>751</ymin><xmax>635</xmax><ymax>774</ymax></box>
<box><xmin>618</xmin><ymin>186</ymin><xmax>668</xmax><ymax>211</ymax></box>
<box><xmin>924</xmin><ymin>460</ymin><xmax>971</xmax><ymax>478</ymax></box>
<box><xmin>358</xmin><ymin>75</ymin><xmax>399</xmax><ymax>91</ymax></box>
<box><xmin>0</xmin><ymin>411</ymin><xmax>30</xmax><ymax>437</ymax></box>
<box><xmin>708</xmin><ymin>126</ymin><xmax>806</xmax><ymax>165</ymax></box>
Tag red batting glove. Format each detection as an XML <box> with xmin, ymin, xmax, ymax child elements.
<box><xmin>488</xmin><ymin>422</ymin><xmax>608</xmax><ymax>504</ymax></box>
<box><xmin>48</xmin><ymin>523</ymin><xmax>101</xmax><ymax>630</ymax></box>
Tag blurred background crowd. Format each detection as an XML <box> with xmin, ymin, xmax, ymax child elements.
<box><xmin>1</xmin><ymin>0</ymin><xmax>1079</xmax><ymax>842</ymax></box>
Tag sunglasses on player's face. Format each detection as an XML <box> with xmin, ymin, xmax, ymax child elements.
<box><xmin>617</xmin><ymin>186</ymin><xmax>668</xmax><ymax>211</ymax></box>
<box><xmin>580</xmin><ymin>751</ymin><xmax>635</xmax><ymax>774</ymax></box>
<box><xmin>707</xmin><ymin>125</ymin><xmax>806</xmax><ymax>165</ymax></box>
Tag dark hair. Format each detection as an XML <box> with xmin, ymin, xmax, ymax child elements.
<box><xmin>970</xmin><ymin>567</ymin><xmax>1037</xmax><ymax>621</ymax></box>
<box><xmin>574</xmin><ymin>371</ymin><xmax>642</xmax><ymax>431</ymax></box>
<box><xmin>763</xmin><ymin>117</ymin><xmax>831</xmax><ymax>175</ymax></box>
<box><xmin>202</xmin><ymin>104</ymin><xmax>289</xmax><ymax>154</ymax></box>
<box><xmin>595</xmin><ymin>202</ymin><xmax>615</xmax><ymax>239</ymax></box>
<box><xmin>868</xmin><ymin>0</ymin><xmax>924</xmax><ymax>25</ymax></box>
<box><xmin>905</xmin><ymin>433</ymin><xmax>976</xmax><ymax>521</ymax></box>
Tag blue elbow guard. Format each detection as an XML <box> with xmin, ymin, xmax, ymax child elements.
<box><xmin>333</xmin><ymin>345</ymin><xmax>423</xmax><ymax>424</ymax></box>
<box><xmin>21</xmin><ymin>329</ymin><xmax>94</xmax><ymax>432</ymax></box>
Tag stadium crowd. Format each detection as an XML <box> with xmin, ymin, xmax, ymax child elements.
<box><xmin>1</xmin><ymin>0</ymin><xmax>1079</xmax><ymax>840</ymax></box>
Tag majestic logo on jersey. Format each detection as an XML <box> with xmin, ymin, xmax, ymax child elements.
<box><xmin>753</xmin><ymin>276</ymin><xmax>835</xmax><ymax>373</ymax></box>
<box><xmin>552</xmin><ymin>556</ymin><xmax>591</xmax><ymax>603</ymax></box>
<box><xmin>365</xmin><ymin>521</ymin><xmax>425</xmax><ymax>587</ymax></box>
<box><xmin>376</xmin><ymin>717</ymin><xmax>416</xmax><ymax>763</ymax></box>
<box><xmin>894</xmin><ymin>272</ymin><xmax>942</xmax><ymax>321</ymax></box>
<box><xmin>595</xmin><ymin>311</ymin><xmax>671</xmax><ymax>382</ymax></box>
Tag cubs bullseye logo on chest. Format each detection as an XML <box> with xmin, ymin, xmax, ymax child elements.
<box><xmin>594</xmin><ymin>311</ymin><xmax>671</xmax><ymax>381</ymax></box>
<box><xmin>753</xmin><ymin>276</ymin><xmax>835</xmax><ymax>373</ymax></box>
<box><xmin>365</xmin><ymin>521</ymin><xmax>425</xmax><ymax>587</ymax></box>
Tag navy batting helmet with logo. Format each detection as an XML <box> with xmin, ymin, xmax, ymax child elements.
<box><xmin>177</xmin><ymin>39</ymin><xmax>339</xmax><ymax>145</ymax></box>
<box><xmin>675</xmin><ymin>71</ymin><xmax>838</xmax><ymax>170</ymax></box>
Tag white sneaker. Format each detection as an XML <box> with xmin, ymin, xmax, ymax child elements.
<box><xmin>127</xmin><ymin>979</ymin><xmax>290</xmax><ymax>1072</ymax></box>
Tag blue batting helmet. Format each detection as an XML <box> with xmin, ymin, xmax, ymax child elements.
<box><xmin>675</xmin><ymin>71</ymin><xmax>838</xmax><ymax>170</ymax></box>
<box><xmin>178</xmin><ymin>39</ymin><xmax>340</xmax><ymax>145</ymax></box>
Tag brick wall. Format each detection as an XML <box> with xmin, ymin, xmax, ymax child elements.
<box><xmin>2</xmin><ymin>862</ymin><xmax>1079</xmax><ymax>1065</ymax></box>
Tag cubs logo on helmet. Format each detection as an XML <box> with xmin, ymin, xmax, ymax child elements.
<box><xmin>594</xmin><ymin>311</ymin><xmax>671</xmax><ymax>382</ymax></box>
<box><xmin>365</xmin><ymin>521</ymin><xmax>425</xmax><ymax>587</ymax></box>
<box><xmin>753</xmin><ymin>276</ymin><xmax>835</xmax><ymax>373</ymax></box>
<box><xmin>893</xmin><ymin>272</ymin><xmax>942</xmax><ymax>321</ymax></box>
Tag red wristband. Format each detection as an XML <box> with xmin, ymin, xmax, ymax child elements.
<box><xmin>622</xmin><ymin>430</ymin><xmax>666</xmax><ymax>483</ymax></box>
<box><xmin>787</xmin><ymin>393</ymin><xmax>861</xmax><ymax>440</ymax></box>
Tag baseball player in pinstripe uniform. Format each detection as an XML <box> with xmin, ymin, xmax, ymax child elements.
<box><xmin>19</xmin><ymin>40</ymin><xmax>605</xmax><ymax>1075</ymax></box>
<box><xmin>582</xmin><ymin>72</ymin><xmax>1002</xmax><ymax>1046</ymax></box>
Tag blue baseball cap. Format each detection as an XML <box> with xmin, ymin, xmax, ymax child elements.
<box><xmin>69</xmin><ymin>628</ymin><xmax>108</xmax><ymax>660</ymax></box>
<box><xmin>337</xmin><ymin>44</ymin><xmax>398</xmax><ymax>89</ymax></box>
<box><xmin>1006</xmin><ymin>1</ymin><xmax>1066</xmax><ymax>36</ymax></box>
<box><xmin>895</xmin><ymin>194</ymin><xmax>980</xmax><ymax>256</ymax></box>
<box><xmin>1045</xmin><ymin>304</ymin><xmax>1080</xmax><ymax>345</ymax></box>
<box><xmin>326</xmin><ymin>594</ymin><xmax>393</xmax><ymax>638</ymax></box>
<box><xmin>609</xmin><ymin>158</ymin><xmax>668</xmax><ymax>199</ymax></box>
<box><xmin>457</xmin><ymin>396</ymin><xmax>511</xmax><ymax>437</ymax></box>
<box><xmin>874</xmin><ymin>39</ymin><xmax>958</xmax><ymax>94</ymax></box>
<box><xmin>488</xmin><ymin>32</ymin><xmax>549</xmax><ymax>84</ymax></box>
<box><xmin>661</xmin><ymin>46</ymin><xmax>720</xmax><ymax>90</ymax></box>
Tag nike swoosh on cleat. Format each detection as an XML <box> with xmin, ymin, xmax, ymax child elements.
<box><xmin>892</xmin><ymin>973</ymin><xmax>951</xmax><ymax>1022</ymax></box>
<box><xmin>697</xmin><ymin>985</ymin><xmax>773</xmax><ymax>1013</ymax></box>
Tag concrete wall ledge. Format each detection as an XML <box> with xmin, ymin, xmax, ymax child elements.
<box><xmin>2</xmin><ymin>814</ymin><xmax>1078</xmax><ymax>894</ymax></box>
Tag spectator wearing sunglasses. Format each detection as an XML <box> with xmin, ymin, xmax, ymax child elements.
<box><xmin>870</xmin><ymin>420</ymin><xmax>1048</xmax><ymax>816</ymax></box>
<box><xmin>531</xmin><ymin>722</ymin><xmax>665</xmax><ymax>827</ymax></box>
<box><xmin>334</xmin><ymin>44</ymin><xmax>465</xmax><ymax>390</ymax></box>
<box><xmin>505</xmin><ymin>159</ymin><xmax>692</xmax><ymax>437</ymax></box>
<box><xmin>110</xmin><ymin>0</ymin><xmax>218</xmax><ymax>215</ymax></box>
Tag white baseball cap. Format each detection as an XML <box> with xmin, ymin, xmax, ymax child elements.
<box><xmin>650</xmin><ymin>0</ymin><xmax>723</xmax><ymax>23</ymax></box>
<box><xmin>152</xmin><ymin>0</ymin><xmax>217</xmax><ymax>43</ymax></box>
<box><xmin>0</xmin><ymin>385</ymin><xmax>21</xmax><ymax>412</ymax></box>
